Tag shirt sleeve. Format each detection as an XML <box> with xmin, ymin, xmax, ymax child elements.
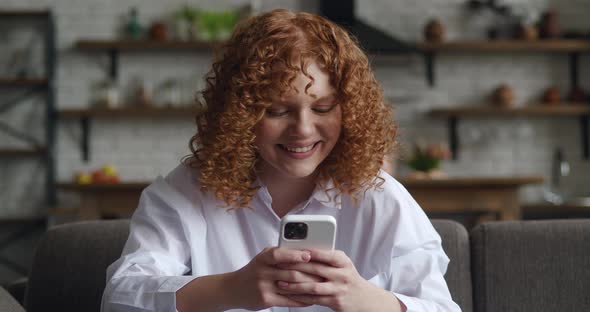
<box><xmin>373</xmin><ymin>177</ymin><xmax>462</xmax><ymax>312</ymax></box>
<box><xmin>101</xmin><ymin>175</ymin><xmax>204</xmax><ymax>312</ymax></box>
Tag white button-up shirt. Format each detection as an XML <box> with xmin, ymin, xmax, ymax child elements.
<box><xmin>101</xmin><ymin>164</ymin><xmax>461</xmax><ymax>312</ymax></box>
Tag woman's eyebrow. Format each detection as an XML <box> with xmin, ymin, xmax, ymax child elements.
<box><xmin>275</xmin><ymin>93</ymin><xmax>335</xmax><ymax>104</ymax></box>
<box><xmin>312</xmin><ymin>93</ymin><xmax>336</xmax><ymax>103</ymax></box>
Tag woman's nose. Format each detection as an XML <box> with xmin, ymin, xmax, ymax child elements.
<box><xmin>290</xmin><ymin>111</ymin><xmax>315</xmax><ymax>137</ymax></box>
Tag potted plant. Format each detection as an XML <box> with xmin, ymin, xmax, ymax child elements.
<box><xmin>174</xmin><ymin>5</ymin><xmax>199</xmax><ymax>40</ymax></box>
<box><xmin>406</xmin><ymin>142</ymin><xmax>451</xmax><ymax>178</ymax></box>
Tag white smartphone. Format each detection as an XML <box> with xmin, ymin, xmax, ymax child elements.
<box><xmin>278</xmin><ymin>215</ymin><xmax>337</xmax><ymax>250</ymax></box>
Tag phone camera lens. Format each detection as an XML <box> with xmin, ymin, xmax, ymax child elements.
<box><xmin>284</xmin><ymin>222</ymin><xmax>308</xmax><ymax>240</ymax></box>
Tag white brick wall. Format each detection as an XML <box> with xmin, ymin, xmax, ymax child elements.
<box><xmin>1</xmin><ymin>0</ymin><xmax>589</xmax><ymax>218</ymax></box>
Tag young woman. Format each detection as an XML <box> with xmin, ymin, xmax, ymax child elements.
<box><xmin>101</xmin><ymin>9</ymin><xmax>461</xmax><ymax>312</ymax></box>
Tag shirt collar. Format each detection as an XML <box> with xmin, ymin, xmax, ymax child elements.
<box><xmin>253</xmin><ymin>176</ymin><xmax>342</xmax><ymax>212</ymax></box>
<box><xmin>310</xmin><ymin>178</ymin><xmax>342</xmax><ymax>210</ymax></box>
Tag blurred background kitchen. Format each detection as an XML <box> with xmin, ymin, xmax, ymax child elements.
<box><xmin>1</xmin><ymin>0</ymin><xmax>589</xmax><ymax>286</ymax></box>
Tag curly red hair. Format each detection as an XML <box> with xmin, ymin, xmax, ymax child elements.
<box><xmin>184</xmin><ymin>9</ymin><xmax>397</xmax><ymax>208</ymax></box>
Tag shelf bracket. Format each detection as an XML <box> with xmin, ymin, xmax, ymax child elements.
<box><xmin>424</xmin><ymin>52</ymin><xmax>435</xmax><ymax>87</ymax></box>
<box><xmin>582</xmin><ymin>115</ymin><xmax>589</xmax><ymax>160</ymax></box>
<box><xmin>81</xmin><ymin>116</ymin><xmax>91</xmax><ymax>162</ymax></box>
<box><xmin>108</xmin><ymin>49</ymin><xmax>119</xmax><ymax>80</ymax></box>
<box><xmin>449</xmin><ymin>116</ymin><xmax>459</xmax><ymax>160</ymax></box>
<box><xmin>569</xmin><ymin>52</ymin><xmax>579</xmax><ymax>89</ymax></box>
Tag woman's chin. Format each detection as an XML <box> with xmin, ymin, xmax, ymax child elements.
<box><xmin>278</xmin><ymin>166</ymin><xmax>319</xmax><ymax>180</ymax></box>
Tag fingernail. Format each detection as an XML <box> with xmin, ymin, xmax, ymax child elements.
<box><xmin>301</xmin><ymin>252</ymin><xmax>310</xmax><ymax>261</ymax></box>
<box><xmin>278</xmin><ymin>281</ymin><xmax>289</xmax><ymax>288</ymax></box>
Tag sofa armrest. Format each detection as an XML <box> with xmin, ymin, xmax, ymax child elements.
<box><xmin>0</xmin><ymin>286</ymin><xmax>25</xmax><ymax>312</ymax></box>
<box><xmin>3</xmin><ymin>277</ymin><xmax>27</xmax><ymax>305</ymax></box>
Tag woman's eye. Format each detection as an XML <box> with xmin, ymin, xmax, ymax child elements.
<box><xmin>313</xmin><ymin>105</ymin><xmax>336</xmax><ymax>113</ymax></box>
<box><xmin>266</xmin><ymin>109</ymin><xmax>288</xmax><ymax>117</ymax></box>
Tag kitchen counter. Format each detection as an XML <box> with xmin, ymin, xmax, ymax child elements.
<box><xmin>399</xmin><ymin>176</ymin><xmax>544</xmax><ymax>221</ymax></box>
<box><xmin>58</xmin><ymin>175</ymin><xmax>545</xmax><ymax>222</ymax></box>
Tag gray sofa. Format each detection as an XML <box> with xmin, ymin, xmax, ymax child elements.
<box><xmin>1</xmin><ymin>219</ymin><xmax>589</xmax><ymax>312</ymax></box>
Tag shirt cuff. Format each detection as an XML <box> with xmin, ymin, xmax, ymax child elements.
<box><xmin>156</xmin><ymin>275</ymin><xmax>198</xmax><ymax>312</ymax></box>
<box><xmin>393</xmin><ymin>293</ymin><xmax>421</xmax><ymax>312</ymax></box>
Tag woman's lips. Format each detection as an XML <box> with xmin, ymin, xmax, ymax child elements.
<box><xmin>278</xmin><ymin>142</ymin><xmax>320</xmax><ymax>159</ymax></box>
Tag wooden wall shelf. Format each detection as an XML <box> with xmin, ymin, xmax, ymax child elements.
<box><xmin>59</xmin><ymin>106</ymin><xmax>202</xmax><ymax>118</ymax></box>
<box><xmin>0</xmin><ymin>147</ymin><xmax>47</xmax><ymax>157</ymax></box>
<box><xmin>429</xmin><ymin>104</ymin><xmax>590</xmax><ymax>117</ymax></box>
<box><xmin>429</xmin><ymin>104</ymin><xmax>590</xmax><ymax>160</ymax></box>
<box><xmin>0</xmin><ymin>78</ymin><xmax>48</xmax><ymax>87</ymax></box>
<box><xmin>73</xmin><ymin>38</ymin><xmax>219</xmax><ymax>162</ymax></box>
<box><xmin>417</xmin><ymin>40</ymin><xmax>590</xmax><ymax>52</ymax></box>
<box><xmin>76</xmin><ymin>39</ymin><xmax>222</xmax><ymax>51</ymax></box>
<box><xmin>75</xmin><ymin>39</ymin><xmax>220</xmax><ymax>79</ymax></box>
<box><xmin>417</xmin><ymin>40</ymin><xmax>590</xmax><ymax>87</ymax></box>
<box><xmin>0</xmin><ymin>10</ymin><xmax>50</xmax><ymax>17</ymax></box>
<box><xmin>59</xmin><ymin>106</ymin><xmax>201</xmax><ymax>161</ymax></box>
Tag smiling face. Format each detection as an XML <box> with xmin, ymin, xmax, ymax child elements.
<box><xmin>254</xmin><ymin>61</ymin><xmax>342</xmax><ymax>183</ymax></box>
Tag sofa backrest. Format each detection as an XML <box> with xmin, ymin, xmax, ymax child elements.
<box><xmin>24</xmin><ymin>219</ymin><xmax>130</xmax><ymax>312</ymax></box>
<box><xmin>471</xmin><ymin>219</ymin><xmax>590</xmax><ymax>312</ymax></box>
<box><xmin>23</xmin><ymin>219</ymin><xmax>470</xmax><ymax>312</ymax></box>
<box><xmin>433</xmin><ymin>219</ymin><xmax>473</xmax><ymax>312</ymax></box>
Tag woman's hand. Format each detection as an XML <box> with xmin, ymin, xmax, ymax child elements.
<box><xmin>226</xmin><ymin>247</ymin><xmax>324</xmax><ymax>311</ymax></box>
<box><xmin>276</xmin><ymin>249</ymin><xmax>404</xmax><ymax>312</ymax></box>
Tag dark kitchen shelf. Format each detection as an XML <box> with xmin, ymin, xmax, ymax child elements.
<box><xmin>75</xmin><ymin>39</ymin><xmax>222</xmax><ymax>51</ymax></box>
<box><xmin>429</xmin><ymin>104</ymin><xmax>590</xmax><ymax>160</ymax></box>
<box><xmin>59</xmin><ymin>106</ymin><xmax>203</xmax><ymax>118</ymax></box>
<box><xmin>0</xmin><ymin>147</ymin><xmax>47</xmax><ymax>157</ymax></box>
<box><xmin>416</xmin><ymin>39</ymin><xmax>590</xmax><ymax>87</ymax></box>
<box><xmin>417</xmin><ymin>39</ymin><xmax>590</xmax><ymax>52</ymax></box>
<box><xmin>0</xmin><ymin>10</ymin><xmax>50</xmax><ymax>18</ymax></box>
<box><xmin>0</xmin><ymin>78</ymin><xmax>48</xmax><ymax>88</ymax></box>
<box><xmin>59</xmin><ymin>106</ymin><xmax>202</xmax><ymax>161</ymax></box>
<box><xmin>429</xmin><ymin>104</ymin><xmax>590</xmax><ymax>117</ymax></box>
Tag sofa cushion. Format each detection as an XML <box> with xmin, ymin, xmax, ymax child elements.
<box><xmin>471</xmin><ymin>219</ymin><xmax>590</xmax><ymax>312</ymax></box>
<box><xmin>24</xmin><ymin>219</ymin><xmax>129</xmax><ymax>312</ymax></box>
<box><xmin>0</xmin><ymin>286</ymin><xmax>24</xmax><ymax>312</ymax></box>
<box><xmin>432</xmin><ymin>219</ymin><xmax>473</xmax><ymax>312</ymax></box>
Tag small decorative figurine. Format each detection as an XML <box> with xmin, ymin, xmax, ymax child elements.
<box><xmin>424</xmin><ymin>18</ymin><xmax>445</xmax><ymax>42</ymax></box>
<box><xmin>126</xmin><ymin>7</ymin><xmax>143</xmax><ymax>39</ymax></box>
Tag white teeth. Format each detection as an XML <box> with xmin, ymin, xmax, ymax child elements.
<box><xmin>283</xmin><ymin>143</ymin><xmax>315</xmax><ymax>153</ymax></box>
